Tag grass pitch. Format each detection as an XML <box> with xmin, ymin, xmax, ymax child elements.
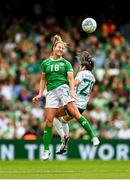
<box><xmin>0</xmin><ymin>159</ymin><xmax>130</xmax><ymax>179</ymax></box>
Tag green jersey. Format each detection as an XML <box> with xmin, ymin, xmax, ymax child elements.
<box><xmin>41</xmin><ymin>57</ymin><xmax>73</xmax><ymax>91</ymax></box>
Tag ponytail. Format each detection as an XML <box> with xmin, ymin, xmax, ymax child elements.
<box><xmin>51</xmin><ymin>34</ymin><xmax>67</xmax><ymax>56</ymax></box>
<box><xmin>52</xmin><ymin>35</ymin><xmax>62</xmax><ymax>45</ymax></box>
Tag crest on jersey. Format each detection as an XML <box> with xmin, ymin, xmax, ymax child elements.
<box><xmin>60</xmin><ymin>62</ymin><xmax>64</xmax><ymax>66</ymax></box>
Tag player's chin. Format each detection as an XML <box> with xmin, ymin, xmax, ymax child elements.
<box><xmin>57</xmin><ymin>52</ymin><xmax>63</xmax><ymax>56</ymax></box>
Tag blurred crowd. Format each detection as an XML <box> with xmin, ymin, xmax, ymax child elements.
<box><xmin>0</xmin><ymin>16</ymin><xmax>130</xmax><ymax>140</ymax></box>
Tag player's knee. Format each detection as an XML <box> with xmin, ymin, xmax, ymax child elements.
<box><xmin>73</xmin><ymin>109</ymin><xmax>81</xmax><ymax>119</ymax></box>
<box><xmin>74</xmin><ymin>114</ymin><xmax>81</xmax><ymax>120</ymax></box>
<box><xmin>70</xmin><ymin>110</ymin><xmax>81</xmax><ymax>120</ymax></box>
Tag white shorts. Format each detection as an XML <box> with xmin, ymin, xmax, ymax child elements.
<box><xmin>45</xmin><ymin>84</ymin><xmax>75</xmax><ymax>108</ymax></box>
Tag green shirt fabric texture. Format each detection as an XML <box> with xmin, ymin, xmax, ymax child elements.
<box><xmin>41</xmin><ymin>57</ymin><xmax>73</xmax><ymax>91</ymax></box>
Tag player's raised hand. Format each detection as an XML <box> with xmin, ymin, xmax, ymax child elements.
<box><xmin>32</xmin><ymin>94</ymin><xmax>42</xmax><ymax>103</ymax></box>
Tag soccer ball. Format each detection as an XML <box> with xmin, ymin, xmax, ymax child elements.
<box><xmin>82</xmin><ymin>18</ymin><xmax>97</xmax><ymax>33</ymax></box>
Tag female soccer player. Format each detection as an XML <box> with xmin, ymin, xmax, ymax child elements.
<box><xmin>32</xmin><ymin>35</ymin><xmax>99</xmax><ymax>160</ymax></box>
<box><xmin>54</xmin><ymin>51</ymin><xmax>99</xmax><ymax>154</ymax></box>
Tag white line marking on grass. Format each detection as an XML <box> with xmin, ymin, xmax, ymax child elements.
<box><xmin>0</xmin><ymin>179</ymin><xmax>130</xmax><ymax>180</ymax></box>
<box><xmin>0</xmin><ymin>170</ymin><xmax>81</xmax><ymax>174</ymax></box>
<box><xmin>0</xmin><ymin>169</ymin><xmax>130</xmax><ymax>174</ymax></box>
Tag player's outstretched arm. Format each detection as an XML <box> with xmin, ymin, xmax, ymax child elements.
<box><xmin>32</xmin><ymin>73</ymin><xmax>46</xmax><ymax>103</ymax></box>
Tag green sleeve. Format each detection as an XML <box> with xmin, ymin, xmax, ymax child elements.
<box><xmin>66</xmin><ymin>61</ymin><xmax>73</xmax><ymax>73</ymax></box>
<box><xmin>40</xmin><ymin>61</ymin><xmax>46</xmax><ymax>73</ymax></box>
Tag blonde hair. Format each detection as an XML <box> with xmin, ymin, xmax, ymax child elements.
<box><xmin>52</xmin><ymin>34</ymin><xmax>67</xmax><ymax>48</ymax></box>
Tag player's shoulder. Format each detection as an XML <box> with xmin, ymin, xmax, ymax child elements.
<box><xmin>41</xmin><ymin>58</ymin><xmax>51</xmax><ymax>63</ymax></box>
<box><xmin>84</xmin><ymin>70</ymin><xmax>95</xmax><ymax>81</ymax></box>
<box><xmin>41</xmin><ymin>58</ymin><xmax>51</xmax><ymax>66</ymax></box>
<box><xmin>76</xmin><ymin>71</ymin><xmax>83</xmax><ymax>77</ymax></box>
<box><xmin>61</xmin><ymin>58</ymin><xmax>71</xmax><ymax>64</ymax></box>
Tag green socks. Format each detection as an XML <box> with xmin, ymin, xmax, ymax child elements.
<box><xmin>78</xmin><ymin>115</ymin><xmax>96</xmax><ymax>139</ymax></box>
<box><xmin>43</xmin><ymin>127</ymin><xmax>52</xmax><ymax>151</ymax></box>
<box><xmin>43</xmin><ymin>115</ymin><xmax>95</xmax><ymax>150</ymax></box>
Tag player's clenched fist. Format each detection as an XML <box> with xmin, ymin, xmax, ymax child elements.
<box><xmin>32</xmin><ymin>94</ymin><xmax>42</xmax><ymax>103</ymax></box>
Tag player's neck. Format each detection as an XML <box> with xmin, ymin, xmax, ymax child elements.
<box><xmin>51</xmin><ymin>55</ymin><xmax>62</xmax><ymax>60</ymax></box>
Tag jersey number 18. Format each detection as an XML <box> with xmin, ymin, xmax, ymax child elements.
<box><xmin>50</xmin><ymin>65</ymin><xmax>59</xmax><ymax>71</ymax></box>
